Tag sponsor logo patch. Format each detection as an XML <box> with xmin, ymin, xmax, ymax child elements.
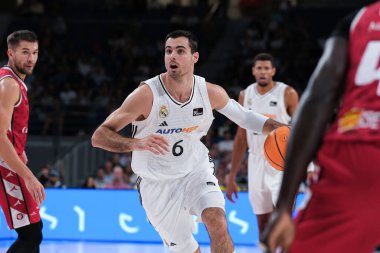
<box><xmin>269</xmin><ymin>101</ymin><xmax>277</xmax><ymax>106</ymax></box>
<box><xmin>338</xmin><ymin>108</ymin><xmax>380</xmax><ymax>132</ymax></box>
<box><xmin>193</xmin><ymin>107</ymin><xmax>203</xmax><ymax>116</ymax></box>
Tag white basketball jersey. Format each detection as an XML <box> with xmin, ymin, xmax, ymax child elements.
<box><xmin>244</xmin><ymin>82</ymin><xmax>291</xmax><ymax>155</ymax></box>
<box><xmin>131</xmin><ymin>74</ymin><xmax>214</xmax><ymax>180</ymax></box>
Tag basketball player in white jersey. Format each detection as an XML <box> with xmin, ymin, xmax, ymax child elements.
<box><xmin>226</xmin><ymin>53</ymin><xmax>299</xmax><ymax>235</ymax></box>
<box><xmin>92</xmin><ymin>31</ymin><xmax>284</xmax><ymax>253</ymax></box>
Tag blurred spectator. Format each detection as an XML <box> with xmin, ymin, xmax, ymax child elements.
<box><xmin>125</xmin><ymin>164</ymin><xmax>137</xmax><ymax>187</ymax></box>
<box><xmin>29</xmin><ymin>0</ymin><xmax>45</xmax><ymax>15</ymax></box>
<box><xmin>38</xmin><ymin>165</ymin><xmax>51</xmax><ymax>187</ymax></box>
<box><xmin>60</xmin><ymin>82</ymin><xmax>77</xmax><ymax>105</ymax></box>
<box><xmin>103</xmin><ymin>160</ymin><xmax>114</xmax><ymax>184</ymax></box>
<box><xmin>82</xmin><ymin>176</ymin><xmax>96</xmax><ymax>189</ymax></box>
<box><xmin>218</xmin><ymin>130</ymin><xmax>234</xmax><ymax>152</ymax></box>
<box><xmin>95</xmin><ymin>168</ymin><xmax>106</xmax><ymax>189</ymax></box>
<box><xmin>46</xmin><ymin>170</ymin><xmax>66</xmax><ymax>188</ymax></box>
<box><xmin>105</xmin><ymin>166</ymin><xmax>132</xmax><ymax>189</ymax></box>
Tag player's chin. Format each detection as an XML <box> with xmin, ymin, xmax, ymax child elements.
<box><xmin>168</xmin><ymin>71</ymin><xmax>180</xmax><ymax>79</ymax></box>
<box><xmin>257</xmin><ymin>81</ymin><xmax>269</xmax><ymax>87</ymax></box>
<box><xmin>23</xmin><ymin>68</ymin><xmax>34</xmax><ymax>75</ymax></box>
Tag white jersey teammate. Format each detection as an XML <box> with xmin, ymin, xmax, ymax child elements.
<box><xmin>226</xmin><ymin>53</ymin><xmax>299</xmax><ymax>235</ymax></box>
<box><xmin>92</xmin><ymin>32</ymin><xmax>284</xmax><ymax>253</ymax></box>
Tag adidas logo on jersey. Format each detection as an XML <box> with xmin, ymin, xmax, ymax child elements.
<box><xmin>159</xmin><ymin>121</ymin><xmax>168</xmax><ymax>126</ymax></box>
<box><xmin>270</xmin><ymin>101</ymin><xmax>277</xmax><ymax>106</ymax></box>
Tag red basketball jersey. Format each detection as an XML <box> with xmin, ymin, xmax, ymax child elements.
<box><xmin>0</xmin><ymin>66</ymin><xmax>29</xmax><ymax>156</ymax></box>
<box><xmin>324</xmin><ymin>2</ymin><xmax>380</xmax><ymax>142</ymax></box>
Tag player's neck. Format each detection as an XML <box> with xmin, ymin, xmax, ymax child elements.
<box><xmin>7</xmin><ymin>63</ymin><xmax>26</xmax><ymax>81</ymax></box>
<box><xmin>161</xmin><ymin>73</ymin><xmax>193</xmax><ymax>103</ymax></box>
<box><xmin>256</xmin><ymin>81</ymin><xmax>275</xmax><ymax>95</ymax></box>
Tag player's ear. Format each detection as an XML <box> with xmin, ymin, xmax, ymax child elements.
<box><xmin>193</xmin><ymin>52</ymin><xmax>199</xmax><ymax>63</ymax></box>
<box><xmin>7</xmin><ymin>48</ymin><xmax>13</xmax><ymax>58</ymax></box>
<box><xmin>251</xmin><ymin>65</ymin><xmax>256</xmax><ymax>76</ymax></box>
<box><xmin>272</xmin><ymin>67</ymin><xmax>276</xmax><ymax>76</ymax></box>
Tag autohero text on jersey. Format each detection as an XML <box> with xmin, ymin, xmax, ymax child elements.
<box><xmin>156</xmin><ymin>125</ymin><xmax>198</xmax><ymax>134</ymax></box>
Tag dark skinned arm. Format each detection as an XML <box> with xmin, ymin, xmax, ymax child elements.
<box><xmin>260</xmin><ymin>36</ymin><xmax>348</xmax><ymax>252</ymax></box>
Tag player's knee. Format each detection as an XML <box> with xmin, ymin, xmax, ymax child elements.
<box><xmin>16</xmin><ymin>221</ymin><xmax>43</xmax><ymax>247</ymax></box>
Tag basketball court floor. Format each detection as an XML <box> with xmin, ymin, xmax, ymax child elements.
<box><xmin>1</xmin><ymin>239</ymin><xmax>380</xmax><ymax>252</ymax></box>
<box><xmin>0</xmin><ymin>240</ymin><xmax>261</xmax><ymax>253</ymax></box>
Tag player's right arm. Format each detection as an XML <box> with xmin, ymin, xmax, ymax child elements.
<box><xmin>226</xmin><ymin>91</ymin><xmax>248</xmax><ymax>203</ymax></box>
<box><xmin>207</xmin><ymin>83</ymin><xmax>285</xmax><ymax>134</ymax></box>
<box><xmin>91</xmin><ymin>84</ymin><xmax>169</xmax><ymax>154</ymax></box>
<box><xmin>0</xmin><ymin>77</ymin><xmax>45</xmax><ymax>205</ymax></box>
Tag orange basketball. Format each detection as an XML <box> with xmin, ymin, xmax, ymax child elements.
<box><xmin>264</xmin><ymin>126</ymin><xmax>290</xmax><ymax>171</ymax></box>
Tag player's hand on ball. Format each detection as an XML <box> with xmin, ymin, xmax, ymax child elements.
<box><xmin>264</xmin><ymin>126</ymin><xmax>290</xmax><ymax>171</ymax></box>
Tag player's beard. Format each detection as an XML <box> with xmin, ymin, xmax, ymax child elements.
<box><xmin>15</xmin><ymin>62</ymin><xmax>33</xmax><ymax>75</ymax></box>
<box><xmin>257</xmin><ymin>81</ymin><xmax>269</xmax><ymax>87</ymax></box>
<box><xmin>168</xmin><ymin>69</ymin><xmax>181</xmax><ymax>80</ymax></box>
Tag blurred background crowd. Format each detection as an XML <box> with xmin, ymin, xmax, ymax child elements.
<box><xmin>0</xmin><ymin>0</ymin><xmax>364</xmax><ymax>190</ymax></box>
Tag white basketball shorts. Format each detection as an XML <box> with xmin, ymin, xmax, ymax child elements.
<box><xmin>248</xmin><ymin>153</ymin><xmax>283</xmax><ymax>215</ymax></box>
<box><xmin>138</xmin><ymin>161</ymin><xmax>225</xmax><ymax>252</ymax></box>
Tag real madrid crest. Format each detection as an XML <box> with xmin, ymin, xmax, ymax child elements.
<box><xmin>159</xmin><ymin>105</ymin><xmax>169</xmax><ymax>118</ymax></box>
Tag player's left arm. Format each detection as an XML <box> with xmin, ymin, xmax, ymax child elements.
<box><xmin>284</xmin><ymin>86</ymin><xmax>299</xmax><ymax>117</ymax></box>
<box><xmin>207</xmin><ymin>82</ymin><xmax>284</xmax><ymax>134</ymax></box>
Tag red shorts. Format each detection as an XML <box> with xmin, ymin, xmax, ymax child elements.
<box><xmin>0</xmin><ymin>165</ymin><xmax>41</xmax><ymax>229</ymax></box>
<box><xmin>290</xmin><ymin>141</ymin><xmax>380</xmax><ymax>253</ymax></box>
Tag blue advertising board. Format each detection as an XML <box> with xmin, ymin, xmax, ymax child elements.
<box><xmin>0</xmin><ymin>189</ymin><xmax>304</xmax><ymax>245</ymax></box>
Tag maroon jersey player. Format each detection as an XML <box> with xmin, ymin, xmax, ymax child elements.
<box><xmin>261</xmin><ymin>2</ymin><xmax>380</xmax><ymax>253</ymax></box>
<box><xmin>0</xmin><ymin>30</ymin><xmax>45</xmax><ymax>253</ymax></box>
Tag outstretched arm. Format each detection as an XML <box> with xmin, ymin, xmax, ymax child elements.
<box><xmin>207</xmin><ymin>83</ymin><xmax>285</xmax><ymax>134</ymax></box>
<box><xmin>261</xmin><ymin>36</ymin><xmax>348</xmax><ymax>252</ymax></box>
<box><xmin>91</xmin><ymin>84</ymin><xmax>169</xmax><ymax>154</ymax></box>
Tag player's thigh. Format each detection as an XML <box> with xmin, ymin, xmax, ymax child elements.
<box><xmin>184</xmin><ymin>165</ymin><xmax>222</xmax><ymax>211</ymax></box>
<box><xmin>0</xmin><ymin>165</ymin><xmax>40</xmax><ymax>229</ymax></box>
<box><xmin>291</xmin><ymin>212</ymin><xmax>380</xmax><ymax>253</ymax></box>
<box><xmin>291</xmin><ymin>193</ymin><xmax>380</xmax><ymax>253</ymax></box>
<box><xmin>265</xmin><ymin>164</ymin><xmax>283</xmax><ymax>206</ymax></box>
<box><xmin>248</xmin><ymin>154</ymin><xmax>266</xmax><ymax>190</ymax></box>
<box><xmin>248</xmin><ymin>157</ymin><xmax>276</xmax><ymax>214</ymax></box>
<box><xmin>139</xmin><ymin>178</ymin><xmax>198</xmax><ymax>253</ymax></box>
